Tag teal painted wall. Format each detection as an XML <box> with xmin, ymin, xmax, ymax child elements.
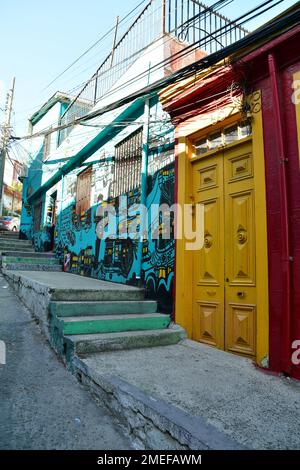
<box><xmin>21</xmin><ymin>98</ymin><xmax>175</xmax><ymax>312</ymax></box>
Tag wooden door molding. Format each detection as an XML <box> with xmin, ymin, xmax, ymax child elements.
<box><xmin>174</xmin><ymin>92</ymin><xmax>269</xmax><ymax>365</ymax></box>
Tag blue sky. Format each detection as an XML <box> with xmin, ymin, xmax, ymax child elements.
<box><xmin>0</xmin><ymin>0</ymin><xmax>298</xmax><ymax>135</ymax></box>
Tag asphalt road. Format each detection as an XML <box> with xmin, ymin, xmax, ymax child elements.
<box><xmin>0</xmin><ymin>273</ymin><xmax>132</xmax><ymax>450</ymax></box>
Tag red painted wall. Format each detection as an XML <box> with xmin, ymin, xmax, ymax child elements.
<box><xmin>164</xmin><ymin>24</ymin><xmax>300</xmax><ymax>379</ymax></box>
<box><xmin>248</xmin><ymin>28</ymin><xmax>300</xmax><ymax>379</ymax></box>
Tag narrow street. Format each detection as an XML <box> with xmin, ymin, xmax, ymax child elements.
<box><xmin>0</xmin><ymin>273</ymin><xmax>131</xmax><ymax>450</ymax></box>
<box><xmin>1</xmin><ymin>0</ymin><xmax>300</xmax><ymax>458</ymax></box>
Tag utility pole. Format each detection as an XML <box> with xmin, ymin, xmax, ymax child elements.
<box><xmin>0</xmin><ymin>77</ymin><xmax>15</xmax><ymax>216</ymax></box>
<box><xmin>162</xmin><ymin>0</ymin><xmax>166</xmax><ymax>34</ymax></box>
<box><xmin>110</xmin><ymin>16</ymin><xmax>120</xmax><ymax>68</ymax></box>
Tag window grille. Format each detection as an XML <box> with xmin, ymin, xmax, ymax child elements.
<box><xmin>113</xmin><ymin>128</ymin><xmax>143</xmax><ymax>197</ymax></box>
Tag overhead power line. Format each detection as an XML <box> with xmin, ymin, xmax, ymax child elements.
<box><xmin>75</xmin><ymin>0</ymin><xmax>273</xmax><ymax>113</ymax></box>
<box><xmin>60</xmin><ymin>0</ymin><xmax>233</xmax><ymax>120</ymax></box>
<box><xmin>13</xmin><ymin>0</ymin><xmax>233</xmax><ymax>129</ymax></box>
<box><xmin>12</xmin><ymin>0</ymin><xmax>241</xmax><ymax>138</ymax></box>
<box><xmin>43</xmin><ymin>0</ymin><xmax>149</xmax><ymax>91</ymax></box>
<box><xmin>13</xmin><ymin>0</ymin><xmax>289</xmax><ymax>144</ymax></box>
<box><xmin>13</xmin><ymin>0</ymin><xmax>232</xmax><ymax>136</ymax></box>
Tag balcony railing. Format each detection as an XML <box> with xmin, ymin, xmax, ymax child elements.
<box><xmin>60</xmin><ymin>0</ymin><xmax>248</xmax><ymax>139</ymax></box>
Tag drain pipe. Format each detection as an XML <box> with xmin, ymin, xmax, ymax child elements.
<box><xmin>136</xmin><ymin>98</ymin><xmax>150</xmax><ymax>286</ymax></box>
<box><xmin>268</xmin><ymin>53</ymin><xmax>292</xmax><ymax>374</ymax></box>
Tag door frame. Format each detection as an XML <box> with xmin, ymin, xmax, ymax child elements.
<box><xmin>174</xmin><ymin>91</ymin><xmax>269</xmax><ymax>366</ymax></box>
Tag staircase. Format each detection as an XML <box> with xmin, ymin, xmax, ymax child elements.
<box><xmin>48</xmin><ymin>282</ymin><xmax>185</xmax><ymax>362</ymax></box>
<box><xmin>1</xmin><ymin>232</ymin><xmax>185</xmax><ymax>361</ymax></box>
<box><xmin>0</xmin><ymin>232</ymin><xmax>62</xmax><ymax>271</ymax></box>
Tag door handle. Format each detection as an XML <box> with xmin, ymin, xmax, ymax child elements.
<box><xmin>237</xmin><ymin>291</ymin><xmax>246</xmax><ymax>298</ymax></box>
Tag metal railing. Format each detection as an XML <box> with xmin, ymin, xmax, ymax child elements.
<box><xmin>164</xmin><ymin>0</ymin><xmax>248</xmax><ymax>51</ymax></box>
<box><xmin>60</xmin><ymin>0</ymin><xmax>248</xmax><ymax>139</ymax></box>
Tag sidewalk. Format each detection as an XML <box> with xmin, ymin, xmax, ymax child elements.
<box><xmin>0</xmin><ymin>273</ymin><xmax>131</xmax><ymax>450</ymax></box>
<box><xmin>3</xmin><ymin>268</ymin><xmax>300</xmax><ymax>450</ymax></box>
<box><xmin>74</xmin><ymin>340</ymin><xmax>300</xmax><ymax>450</ymax></box>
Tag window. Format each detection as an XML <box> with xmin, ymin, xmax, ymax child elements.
<box><xmin>224</xmin><ymin>124</ymin><xmax>239</xmax><ymax>144</ymax></box>
<box><xmin>239</xmin><ymin>120</ymin><xmax>252</xmax><ymax>138</ymax></box>
<box><xmin>76</xmin><ymin>167</ymin><xmax>92</xmax><ymax>214</ymax></box>
<box><xmin>195</xmin><ymin>137</ymin><xmax>209</xmax><ymax>156</ymax></box>
<box><xmin>34</xmin><ymin>201</ymin><xmax>43</xmax><ymax>232</ymax></box>
<box><xmin>194</xmin><ymin>120</ymin><xmax>252</xmax><ymax>157</ymax></box>
<box><xmin>208</xmin><ymin>131</ymin><xmax>222</xmax><ymax>150</ymax></box>
<box><xmin>113</xmin><ymin>128</ymin><xmax>143</xmax><ymax>197</ymax></box>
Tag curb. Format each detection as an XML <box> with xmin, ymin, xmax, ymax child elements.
<box><xmin>73</xmin><ymin>356</ymin><xmax>245</xmax><ymax>451</ymax></box>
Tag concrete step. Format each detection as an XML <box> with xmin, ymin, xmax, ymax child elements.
<box><xmin>0</xmin><ymin>231</ymin><xmax>20</xmax><ymax>238</ymax></box>
<box><xmin>50</xmin><ymin>287</ymin><xmax>145</xmax><ymax>302</ymax></box>
<box><xmin>2</xmin><ymin>263</ymin><xmax>62</xmax><ymax>271</ymax></box>
<box><xmin>65</xmin><ymin>324</ymin><xmax>186</xmax><ymax>356</ymax></box>
<box><xmin>2</xmin><ymin>270</ymin><xmax>146</xmax><ymax>302</ymax></box>
<box><xmin>50</xmin><ymin>300</ymin><xmax>158</xmax><ymax>317</ymax></box>
<box><xmin>2</xmin><ymin>256</ymin><xmax>60</xmax><ymax>265</ymax></box>
<box><xmin>0</xmin><ymin>251</ymin><xmax>55</xmax><ymax>258</ymax></box>
<box><xmin>0</xmin><ymin>238</ymin><xmax>32</xmax><ymax>245</ymax></box>
<box><xmin>0</xmin><ymin>243</ymin><xmax>34</xmax><ymax>252</ymax></box>
<box><xmin>0</xmin><ymin>246</ymin><xmax>35</xmax><ymax>254</ymax></box>
<box><xmin>54</xmin><ymin>313</ymin><xmax>171</xmax><ymax>335</ymax></box>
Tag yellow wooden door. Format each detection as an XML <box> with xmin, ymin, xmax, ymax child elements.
<box><xmin>192</xmin><ymin>140</ymin><xmax>256</xmax><ymax>358</ymax></box>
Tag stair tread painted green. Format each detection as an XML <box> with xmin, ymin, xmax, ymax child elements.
<box><xmin>56</xmin><ymin>313</ymin><xmax>170</xmax><ymax>335</ymax></box>
<box><xmin>0</xmin><ymin>246</ymin><xmax>33</xmax><ymax>249</ymax></box>
<box><xmin>59</xmin><ymin>313</ymin><xmax>169</xmax><ymax>322</ymax></box>
<box><xmin>1</xmin><ymin>251</ymin><xmax>55</xmax><ymax>257</ymax></box>
<box><xmin>3</xmin><ymin>256</ymin><xmax>59</xmax><ymax>263</ymax></box>
<box><xmin>0</xmin><ymin>242</ymin><xmax>32</xmax><ymax>244</ymax></box>
<box><xmin>65</xmin><ymin>326</ymin><xmax>182</xmax><ymax>340</ymax></box>
<box><xmin>52</xmin><ymin>300</ymin><xmax>157</xmax><ymax>305</ymax></box>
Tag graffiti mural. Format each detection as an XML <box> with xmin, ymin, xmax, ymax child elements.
<box><xmin>22</xmin><ymin>100</ymin><xmax>176</xmax><ymax>313</ymax></box>
<box><xmin>54</xmin><ymin>162</ymin><xmax>175</xmax><ymax>313</ymax></box>
<box><xmin>142</xmin><ymin>165</ymin><xmax>175</xmax><ymax>313</ymax></box>
<box><xmin>33</xmin><ymin>227</ymin><xmax>52</xmax><ymax>252</ymax></box>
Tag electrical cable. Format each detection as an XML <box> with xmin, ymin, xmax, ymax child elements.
<box><xmin>61</xmin><ymin>0</ymin><xmax>236</xmax><ymax>118</ymax></box>
<box><xmin>88</xmin><ymin>0</ymin><xmax>281</xmax><ymax>108</ymax></box>
<box><xmin>53</xmin><ymin>0</ymin><xmax>283</xmax><ymax>133</ymax></box>
<box><xmin>13</xmin><ymin>0</ymin><xmax>288</xmax><ymax>144</ymax></box>
<box><xmin>12</xmin><ymin>0</ymin><xmax>238</xmax><ymax>128</ymax></box>
<box><xmin>13</xmin><ymin>0</ymin><xmax>242</xmax><ymax>137</ymax></box>
<box><xmin>43</xmin><ymin>0</ymin><xmax>150</xmax><ymax>91</ymax></box>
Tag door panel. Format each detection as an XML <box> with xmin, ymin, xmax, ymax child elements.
<box><xmin>192</xmin><ymin>153</ymin><xmax>225</xmax><ymax>350</ymax></box>
<box><xmin>199</xmin><ymin>198</ymin><xmax>222</xmax><ymax>285</ymax></box>
<box><xmin>196</xmin><ymin>301</ymin><xmax>220</xmax><ymax>348</ymax></box>
<box><xmin>227</xmin><ymin>190</ymin><xmax>255</xmax><ymax>285</ymax></box>
<box><xmin>226</xmin><ymin>303</ymin><xmax>256</xmax><ymax>356</ymax></box>
<box><xmin>224</xmin><ymin>142</ymin><xmax>256</xmax><ymax>357</ymax></box>
<box><xmin>192</xmin><ymin>140</ymin><xmax>256</xmax><ymax>358</ymax></box>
